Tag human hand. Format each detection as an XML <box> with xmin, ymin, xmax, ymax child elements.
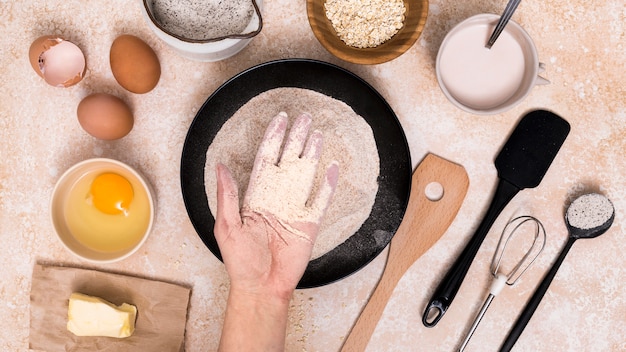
<box><xmin>214</xmin><ymin>112</ymin><xmax>339</xmax><ymax>300</ymax></box>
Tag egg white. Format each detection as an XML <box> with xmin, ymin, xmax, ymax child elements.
<box><xmin>63</xmin><ymin>171</ymin><xmax>151</xmax><ymax>253</ymax></box>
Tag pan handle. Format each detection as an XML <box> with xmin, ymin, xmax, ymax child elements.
<box><xmin>422</xmin><ymin>178</ymin><xmax>520</xmax><ymax>327</ymax></box>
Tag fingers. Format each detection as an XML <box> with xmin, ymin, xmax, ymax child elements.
<box><xmin>281</xmin><ymin>113</ymin><xmax>312</xmax><ymax>163</ymax></box>
<box><xmin>215</xmin><ymin>163</ymin><xmax>242</xmax><ymax>242</ymax></box>
<box><xmin>255</xmin><ymin>112</ymin><xmax>288</xmax><ymax>166</ymax></box>
<box><xmin>298</xmin><ymin>130</ymin><xmax>323</xmax><ymax>199</ymax></box>
<box><xmin>244</xmin><ymin>112</ymin><xmax>287</xmax><ymax>208</ymax></box>
<box><xmin>309</xmin><ymin>161</ymin><xmax>340</xmax><ymax>221</ymax></box>
<box><xmin>301</xmin><ymin>129</ymin><xmax>323</xmax><ymax>160</ymax></box>
<box><xmin>245</xmin><ymin>111</ymin><xmax>337</xmax><ymax>226</ymax></box>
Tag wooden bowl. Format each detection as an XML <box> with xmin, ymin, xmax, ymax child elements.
<box><xmin>307</xmin><ymin>0</ymin><xmax>428</xmax><ymax>65</ymax></box>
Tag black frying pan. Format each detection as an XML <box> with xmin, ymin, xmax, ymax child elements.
<box><xmin>180</xmin><ymin>59</ymin><xmax>412</xmax><ymax>288</ymax></box>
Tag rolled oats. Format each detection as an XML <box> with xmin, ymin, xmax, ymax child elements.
<box><xmin>324</xmin><ymin>0</ymin><xmax>406</xmax><ymax>48</ymax></box>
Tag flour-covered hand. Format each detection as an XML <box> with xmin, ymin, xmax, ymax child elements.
<box><xmin>244</xmin><ymin>112</ymin><xmax>338</xmax><ymax>240</ymax></box>
<box><xmin>214</xmin><ymin>112</ymin><xmax>339</xmax><ymax>299</ymax></box>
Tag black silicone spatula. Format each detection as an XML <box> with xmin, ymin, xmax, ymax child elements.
<box><xmin>422</xmin><ymin>109</ymin><xmax>570</xmax><ymax>327</ymax></box>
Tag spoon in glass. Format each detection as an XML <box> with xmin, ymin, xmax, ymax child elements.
<box><xmin>499</xmin><ymin>193</ymin><xmax>615</xmax><ymax>351</ymax></box>
<box><xmin>486</xmin><ymin>0</ymin><xmax>523</xmax><ymax>49</ymax></box>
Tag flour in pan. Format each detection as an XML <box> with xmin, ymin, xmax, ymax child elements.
<box><xmin>205</xmin><ymin>87</ymin><xmax>379</xmax><ymax>259</ymax></box>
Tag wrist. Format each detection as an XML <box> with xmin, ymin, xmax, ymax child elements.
<box><xmin>228</xmin><ymin>284</ymin><xmax>293</xmax><ymax>308</ymax></box>
<box><xmin>219</xmin><ymin>287</ymin><xmax>291</xmax><ymax>352</ymax></box>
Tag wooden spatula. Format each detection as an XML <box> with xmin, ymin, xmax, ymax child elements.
<box><xmin>340</xmin><ymin>153</ymin><xmax>469</xmax><ymax>352</ymax></box>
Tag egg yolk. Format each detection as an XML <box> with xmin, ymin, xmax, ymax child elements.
<box><xmin>89</xmin><ymin>173</ymin><xmax>134</xmax><ymax>215</ymax></box>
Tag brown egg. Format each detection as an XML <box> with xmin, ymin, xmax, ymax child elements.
<box><xmin>77</xmin><ymin>93</ymin><xmax>134</xmax><ymax>140</ymax></box>
<box><xmin>29</xmin><ymin>35</ymin><xmax>86</xmax><ymax>87</ymax></box>
<box><xmin>110</xmin><ymin>35</ymin><xmax>161</xmax><ymax>94</ymax></box>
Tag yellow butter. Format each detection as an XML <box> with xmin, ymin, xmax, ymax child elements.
<box><xmin>67</xmin><ymin>292</ymin><xmax>137</xmax><ymax>338</ymax></box>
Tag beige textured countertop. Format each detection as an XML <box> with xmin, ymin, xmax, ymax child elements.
<box><xmin>1</xmin><ymin>1</ymin><xmax>625</xmax><ymax>351</ymax></box>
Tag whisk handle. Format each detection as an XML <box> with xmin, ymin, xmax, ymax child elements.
<box><xmin>499</xmin><ymin>237</ymin><xmax>576</xmax><ymax>351</ymax></box>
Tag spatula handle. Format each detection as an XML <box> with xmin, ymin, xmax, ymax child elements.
<box><xmin>341</xmin><ymin>154</ymin><xmax>469</xmax><ymax>352</ymax></box>
<box><xmin>340</xmin><ymin>267</ymin><xmax>403</xmax><ymax>352</ymax></box>
<box><xmin>422</xmin><ymin>178</ymin><xmax>519</xmax><ymax>327</ymax></box>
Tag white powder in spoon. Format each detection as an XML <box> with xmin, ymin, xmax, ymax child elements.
<box><xmin>566</xmin><ymin>193</ymin><xmax>614</xmax><ymax>230</ymax></box>
<box><xmin>205</xmin><ymin>88</ymin><xmax>379</xmax><ymax>259</ymax></box>
<box><xmin>150</xmin><ymin>0</ymin><xmax>254</xmax><ymax>40</ymax></box>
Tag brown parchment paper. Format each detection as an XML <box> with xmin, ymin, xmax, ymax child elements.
<box><xmin>29</xmin><ymin>264</ymin><xmax>191</xmax><ymax>352</ymax></box>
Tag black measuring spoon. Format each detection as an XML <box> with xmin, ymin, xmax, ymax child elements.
<box><xmin>422</xmin><ymin>109</ymin><xmax>570</xmax><ymax>327</ymax></box>
<box><xmin>499</xmin><ymin>193</ymin><xmax>615</xmax><ymax>351</ymax></box>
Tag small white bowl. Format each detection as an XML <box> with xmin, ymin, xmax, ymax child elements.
<box><xmin>140</xmin><ymin>0</ymin><xmax>263</xmax><ymax>62</ymax></box>
<box><xmin>436</xmin><ymin>14</ymin><xmax>549</xmax><ymax>115</ymax></box>
<box><xmin>50</xmin><ymin>158</ymin><xmax>156</xmax><ymax>263</ymax></box>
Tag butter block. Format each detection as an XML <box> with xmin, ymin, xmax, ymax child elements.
<box><xmin>67</xmin><ymin>292</ymin><xmax>137</xmax><ymax>338</ymax></box>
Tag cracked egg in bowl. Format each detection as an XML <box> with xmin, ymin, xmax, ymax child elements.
<box><xmin>50</xmin><ymin>158</ymin><xmax>155</xmax><ymax>263</ymax></box>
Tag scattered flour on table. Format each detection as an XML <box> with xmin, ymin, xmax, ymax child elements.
<box><xmin>205</xmin><ymin>88</ymin><xmax>379</xmax><ymax>259</ymax></box>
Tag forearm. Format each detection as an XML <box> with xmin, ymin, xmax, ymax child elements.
<box><xmin>218</xmin><ymin>289</ymin><xmax>291</xmax><ymax>352</ymax></box>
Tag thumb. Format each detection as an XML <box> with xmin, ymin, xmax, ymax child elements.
<box><xmin>215</xmin><ymin>163</ymin><xmax>242</xmax><ymax>243</ymax></box>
